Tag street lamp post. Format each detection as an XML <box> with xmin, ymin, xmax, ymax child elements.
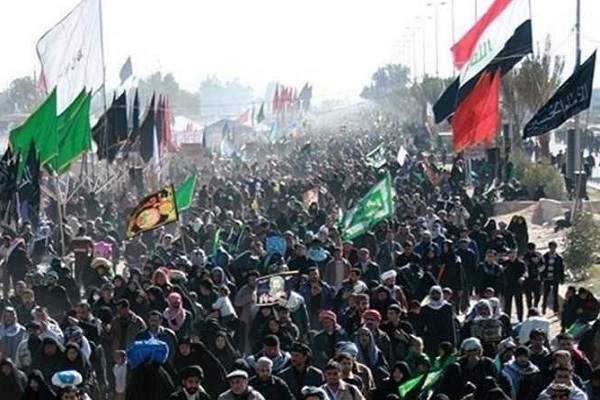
<box><xmin>427</xmin><ymin>1</ymin><xmax>446</xmax><ymax>77</ymax></box>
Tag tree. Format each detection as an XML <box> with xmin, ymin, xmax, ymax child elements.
<box><xmin>137</xmin><ymin>72</ymin><xmax>201</xmax><ymax>119</ymax></box>
<box><xmin>4</xmin><ymin>76</ymin><xmax>44</xmax><ymax>114</ymax></box>
<box><xmin>564</xmin><ymin>210</ymin><xmax>600</xmax><ymax>276</ymax></box>
<box><xmin>360</xmin><ymin>63</ymin><xmax>418</xmax><ymax>122</ymax></box>
<box><xmin>199</xmin><ymin>76</ymin><xmax>254</xmax><ymax>120</ymax></box>
<box><xmin>411</xmin><ymin>75</ymin><xmax>454</xmax><ymax>124</ymax></box>
<box><xmin>501</xmin><ymin>36</ymin><xmax>565</xmax><ymax>157</ymax></box>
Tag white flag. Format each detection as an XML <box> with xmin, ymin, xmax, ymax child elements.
<box><xmin>397</xmin><ymin>146</ymin><xmax>408</xmax><ymax>166</ymax></box>
<box><xmin>36</xmin><ymin>0</ymin><xmax>103</xmax><ymax>112</ymax></box>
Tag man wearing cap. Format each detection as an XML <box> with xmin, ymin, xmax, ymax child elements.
<box><xmin>249</xmin><ymin>357</ymin><xmax>294</xmax><ymax>400</ymax></box>
<box><xmin>15</xmin><ymin>320</ymin><xmax>42</xmax><ymax>372</ymax></box>
<box><xmin>278</xmin><ymin>342</ymin><xmax>324</xmax><ymax>400</ymax></box>
<box><xmin>169</xmin><ymin>365</ymin><xmax>211</xmax><ymax>400</ymax></box>
<box><xmin>218</xmin><ymin>369</ymin><xmax>266</xmax><ymax>400</ymax></box>
<box><xmin>43</xmin><ymin>270</ymin><xmax>72</xmax><ymax>319</ymax></box>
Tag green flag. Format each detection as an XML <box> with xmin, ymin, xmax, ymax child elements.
<box><xmin>342</xmin><ymin>172</ymin><xmax>394</xmax><ymax>240</ymax></box>
<box><xmin>365</xmin><ymin>143</ymin><xmax>387</xmax><ymax>169</ymax></box>
<box><xmin>256</xmin><ymin>103</ymin><xmax>265</xmax><ymax>124</ymax></box>
<box><xmin>49</xmin><ymin>90</ymin><xmax>91</xmax><ymax>173</ymax></box>
<box><xmin>175</xmin><ymin>174</ymin><xmax>197</xmax><ymax>211</ymax></box>
<box><xmin>10</xmin><ymin>90</ymin><xmax>58</xmax><ymax>178</ymax></box>
<box><xmin>398</xmin><ymin>374</ymin><xmax>425</xmax><ymax>398</ymax></box>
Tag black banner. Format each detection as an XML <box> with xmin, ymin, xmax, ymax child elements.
<box><xmin>523</xmin><ymin>51</ymin><xmax>596</xmax><ymax>138</ymax></box>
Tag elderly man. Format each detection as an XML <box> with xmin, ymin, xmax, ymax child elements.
<box><xmin>218</xmin><ymin>370</ymin><xmax>266</xmax><ymax>400</ymax></box>
<box><xmin>248</xmin><ymin>357</ymin><xmax>294</xmax><ymax>400</ymax></box>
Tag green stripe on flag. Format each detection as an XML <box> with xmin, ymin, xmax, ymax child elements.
<box><xmin>175</xmin><ymin>174</ymin><xmax>197</xmax><ymax>211</ymax></box>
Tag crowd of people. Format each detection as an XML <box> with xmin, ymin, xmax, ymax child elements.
<box><xmin>0</xmin><ymin>125</ymin><xmax>596</xmax><ymax>400</ymax></box>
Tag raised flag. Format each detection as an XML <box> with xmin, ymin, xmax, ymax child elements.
<box><xmin>139</xmin><ymin>94</ymin><xmax>156</xmax><ymax>163</ymax></box>
<box><xmin>303</xmin><ymin>187</ymin><xmax>319</xmax><ymax>208</ymax></box>
<box><xmin>36</xmin><ymin>0</ymin><xmax>104</xmax><ymax>112</ymax></box>
<box><xmin>434</xmin><ymin>0</ymin><xmax>532</xmax><ymax>124</ymax></box>
<box><xmin>18</xmin><ymin>142</ymin><xmax>41</xmax><ymax>225</ymax></box>
<box><xmin>175</xmin><ymin>174</ymin><xmax>197</xmax><ymax>211</ymax></box>
<box><xmin>51</xmin><ymin>90</ymin><xmax>92</xmax><ymax>173</ymax></box>
<box><xmin>342</xmin><ymin>173</ymin><xmax>394</xmax><ymax>240</ymax></box>
<box><xmin>451</xmin><ymin>70</ymin><xmax>501</xmax><ymax>151</ymax></box>
<box><xmin>10</xmin><ymin>91</ymin><xmax>58</xmax><ymax>178</ymax></box>
<box><xmin>524</xmin><ymin>51</ymin><xmax>596</xmax><ymax>138</ymax></box>
<box><xmin>235</xmin><ymin>109</ymin><xmax>250</xmax><ymax>125</ymax></box>
<box><xmin>398</xmin><ymin>374</ymin><xmax>425</xmax><ymax>398</ymax></box>
<box><xmin>397</xmin><ymin>145</ymin><xmax>409</xmax><ymax>166</ymax></box>
<box><xmin>272</xmin><ymin>85</ymin><xmax>280</xmax><ymax>113</ymax></box>
<box><xmin>0</xmin><ymin>148</ymin><xmax>18</xmax><ymax>220</ymax></box>
<box><xmin>163</xmin><ymin>99</ymin><xmax>176</xmax><ymax>152</ymax></box>
<box><xmin>155</xmin><ymin>96</ymin><xmax>165</xmax><ymax>150</ymax></box>
<box><xmin>365</xmin><ymin>143</ymin><xmax>387</xmax><ymax>169</ymax></box>
<box><xmin>119</xmin><ymin>56</ymin><xmax>133</xmax><ymax>84</ymax></box>
<box><xmin>125</xmin><ymin>185</ymin><xmax>179</xmax><ymax>238</ymax></box>
<box><xmin>256</xmin><ymin>103</ymin><xmax>265</xmax><ymax>124</ymax></box>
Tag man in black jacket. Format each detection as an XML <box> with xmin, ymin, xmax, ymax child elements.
<box><xmin>541</xmin><ymin>241</ymin><xmax>565</xmax><ymax>314</ymax></box>
<box><xmin>249</xmin><ymin>357</ymin><xmax>294</xmax><ymax>400</ymax></box>
<box><xmin>278</xmin><ymin>342</ymin><xmax>324</xmax><ymax>400</ymax></box>
<box><xmin>502</xmin><ymin>248</ymin><xmax>527</xmax><ymax>322</ymax></box>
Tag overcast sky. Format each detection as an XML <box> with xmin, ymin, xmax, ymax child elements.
<box><xmin>0</xmin><ymin>0</ymin><xmax>598</xmax><ymax>103</ymax></box>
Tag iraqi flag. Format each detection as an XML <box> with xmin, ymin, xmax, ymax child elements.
<box><xmin>433</xmin><ymin>0</ymin><xmax>532</xmax><ymax>128</ymax></box>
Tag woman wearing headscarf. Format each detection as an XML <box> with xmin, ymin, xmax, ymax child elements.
<box><xmin>30</xmin><ymin>338</ymin><xmax>65</xmax><ymax>382</ymax></box>
<box><xmin>421</xmin><ymin>286</ymin><xmax>457</xmax><ymax>359</ymax></box>
<box><xmin>210</xmin><ymin>267</ymin><xmax>237</xmax><ymax>297</ymax></box>
<box><xmin>56</xmin><ymin>343</ymin><xmax>93</xmax><ymax>394</ymax></box>
<box><xmin>207</xmin><ymin>331</ymin><xmax>239</xmax><ymax>372</ymax></box>
<box><xmin>507</xmin><ymin>216</ymin><xmax>529</xmax><ymax>256</ymax></box>
<box><xmin>21</xmin><ymin>370</ymin><xmax>56</xmax><ymax>400</ymax></box>
<box><xmin>0</xmin><ymin>358</ymin><xmax>27</xmax><ymax>400</ymax></box>
<box><xmin>162</xmin><ymin>293</ymin><xmax>192</xmax><ymax>339</ymax></box>
<box><xmin>375</xmin><ymin>361</ymin><xmax>414</xmax><ymax>400</ymax></box>
<box><xmin>354</xmin><ymin>327</ymin><xmax>389</xmax><ymax>386</ymax></box>
<box><xmin>152</xmin><ymin>268</ymin><xmax>172</xmax><ymax>294</ymax></box>
<box><xmin>146</xmin><ymin>286</ymin><xmax>168</xmax><ymax>313</ymax></box>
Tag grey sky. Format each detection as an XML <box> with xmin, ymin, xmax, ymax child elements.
<box><xmin>0</xmin><ymin>0</ymin><xmax>598</xmax><ymax>103</ymax></box>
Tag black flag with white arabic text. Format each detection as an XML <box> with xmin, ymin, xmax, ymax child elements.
<box><xmin>523</xmin><ymin>51</ymin><xmax>596</xmax><ymax>138</ymax></box>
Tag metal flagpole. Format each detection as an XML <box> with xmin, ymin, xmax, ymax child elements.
<box><xmin>568</xmin><ymin>0</ymin><xmax>582</xmax><ymax>201</ymax></box>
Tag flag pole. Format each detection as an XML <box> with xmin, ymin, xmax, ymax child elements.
<box><xmin>568</xmin><ymin>0</ymin><xmax>582</xmax><ymax>204</ymax></box>
<box><xmin>53</xmin><ymin>173</ymin><xmax>66</xmax><ymax>256</ymax></box>
<box><xmin>97</xmin><ymin>0</ymin><xmax>110</xmax><ymax>185</ymax></box>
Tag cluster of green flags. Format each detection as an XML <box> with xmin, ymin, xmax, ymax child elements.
<box><xmin>10</xmin><ymin>89</ymin><xmax>92</xmax><ymax>176</ymax></box>
<box><xmin>341</xmin><ymin>172</ymin><xmax>394</xmax><ymax>240</ymax></box>
<box><xmin>397</xmin><ymin>354</ymin><xmax>456</xmax><ymax>399</ymax></box>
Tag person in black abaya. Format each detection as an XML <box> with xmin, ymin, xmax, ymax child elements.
<box><xmin>0</xmin><ymin>358</ymin><xmax>27</xmax><ymax>400</ymax></box>
<box><xmin>57</xmin><ymin>344</ymin><xmax>94</xmax><ymax>395</ymax></box>
<box><xmin>21</xmin><ymin>370</ymin><xmax>56</xmax><ymax>400</ymax></box>
<box><xmin>207</xmin><ymin>330</ymin><xmax>239</xmax><ymax>373</ymax></box>
<box><xmin>171</xmin><ymin>338</ymin><xmax>228</xmax><ymax>399</ymax></box>
<box><xmin>507</xmin><ymin>216</ymin><xmax>529</xmax><ymax>256</ymax></box>
<box><xmin>420</xmin><ymin>286</ymin><xmax>457</xmax><ymax>359</ymax></box>
<box><xmin>30</xmin><ymin>338</ymin><xmax>64</xmax><ymax>382</ymax></box>
<box><xmin>126</xmin><ymin>361</ymin><xmax>175</xmax><ymax>400</ymax></box>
